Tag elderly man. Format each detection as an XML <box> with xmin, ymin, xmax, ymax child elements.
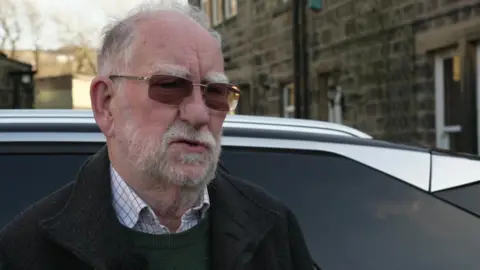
<box><xmin>0</xmin><ymin>2</ymin><xmax>316</xmax><ymax>270</ymax></box>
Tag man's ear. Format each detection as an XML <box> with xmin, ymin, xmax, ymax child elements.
<box><xmin>90</xmin><ymin>76</ymin><xmax>115</xmax><ymax>136</ymax></box>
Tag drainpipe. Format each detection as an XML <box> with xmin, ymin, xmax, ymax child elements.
<box><xmin>292</xmin><ymin>0</ymin><xmax>310</xmax><ymax>119</ymax></box>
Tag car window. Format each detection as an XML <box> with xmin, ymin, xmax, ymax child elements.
<box><xmin>0</xmin><ymin>153</ymin><xmax>92</xmax><ymax>227</ymax></box>
<box><xmin>220</xmin><ymin>146</ymin><xmax>480</xmax><ymax>270</ymax></box>
<box><xmin>3</xmin><ymin>144</ymin><xmax>480</xmax><ymax>269</ymax></box>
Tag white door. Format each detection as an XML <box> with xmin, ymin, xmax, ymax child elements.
<box><xmin>435</xmin><ymin>46</ymin><xmax>480</xmax><ymax>155</ymax></box>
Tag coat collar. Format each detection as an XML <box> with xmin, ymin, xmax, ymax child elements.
<box><xmin>40</xmin><ymin>145</ymin><xmax>279</xmax><ymax>270</ymax></box>
<box><xmin>208</xmin><ymin>169</ymin><xmax>280</xmax><ymax>270</ymax></box>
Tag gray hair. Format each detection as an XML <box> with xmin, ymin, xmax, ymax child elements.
<box><xmin>97</xmin><ymin>0</ymin><xmax>222</xmax><ymax>76</ymax></box>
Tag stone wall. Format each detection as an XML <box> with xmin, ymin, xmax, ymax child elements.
<box><xmin>216</xmin><ymin>0</ymin><xmax>294</xmax><ymax>116</ymax></box>
<box><xmin>214</xmin><ymin>0</ymin><xmax>480</xmax><ymax>146</ymax></box>
<box><xmin>307</xmin><ymin>0</ymin><xmax>418</xmax><ymax>141</ymax></box>
<box><xmin>412</xmin><ymin>0</ymin><xmax>480</xmax><ymax>146</ymax></box>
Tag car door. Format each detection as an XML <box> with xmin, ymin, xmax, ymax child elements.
<box><xmin>3</xmin><ymin>139</ymin><xmax>480</xmax><ymax>269</ymax></box>
<box><xmin>0</xmin><ymin>142</ymin><xmax>103</xmax><ymax>227</ymax></box>
<box><xmin>219</xmin><ymin>141</ymin><xmax>480</xmax><ymax>270</ymax></box>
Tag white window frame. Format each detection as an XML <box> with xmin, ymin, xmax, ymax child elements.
<box><xmin>283</xmin><ymin>83</ymin><xmax>295</xmax><ymax>118</ymax></box>
<box><xmin>224</xmin><ymin>0</ymin><xmax>238</xmax><ymax>19</ymax></box>
<box><xmin>212</xmin><ymin>0</ymin><xmax>221</xmax><ymax>25</ymax></box>
<box><xmin>200</xmin><ymin>0</ymin><xmax>211</xmax><ymax>26</ymax></box>
<box><xmin>200</xmin><ymin>0</ymin><xmax>208</xmax><ymax>12</ymax></box>
<box><xmin>434</xmin><ymin>50</ymin><xmax>461</xmax><ymax>151</ymax></box>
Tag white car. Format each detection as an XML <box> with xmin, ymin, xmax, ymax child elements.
<box><xmin>1</xmin><ymin>109</ymin><xmax>480</xmax><ymax>269</ymax></box>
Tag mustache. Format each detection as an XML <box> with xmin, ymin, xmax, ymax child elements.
<box><xmin>163</xmin><ymin>121</ymin><xmax>217</xmax><ymax>150</ymax></box>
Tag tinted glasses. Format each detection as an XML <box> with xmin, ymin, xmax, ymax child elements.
<box><xmin>109</xmin><ymin>74</ymin><xmax>240</xmax><ymax>112</ymax></box>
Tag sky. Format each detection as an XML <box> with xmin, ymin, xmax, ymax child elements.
<box><xmin>11</xmin><ymin>0</ymin><xmax>189</xmax><ymax>50</ymax></box>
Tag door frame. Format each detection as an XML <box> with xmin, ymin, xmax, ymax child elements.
<box><xmin>476</xmin><ymin>44</ymin><xmax>480</xmax><ymax>155</ymax></box>
<box><xmin>434</xmin><ymin>50</ymin><xmax>462</xmax><ymax>151</ymax></box>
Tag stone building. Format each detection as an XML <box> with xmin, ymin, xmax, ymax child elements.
<box><xmin>199</xmin><ymin>0</ymin><xmax>480</xmax><ymax>155</ymax></box>
<box><xmin>0</xmin><ymin>53</ymin><xmax>36</xmax><ymax>109</ymax></box>
<box><xmin>11</xmin><ymin>47</ymin><xmax>97</xmax><ymax>78</ymax></box>
<box><xmin>5</xmin><ymin>48</ymin><xmax>97</xmax><ymax>109</ymax></box>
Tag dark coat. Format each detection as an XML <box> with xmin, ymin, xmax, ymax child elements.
<box><xmin>0</xmin><ymin>146</ymin><xmax>316</xmax><ymax>270</ymax></box>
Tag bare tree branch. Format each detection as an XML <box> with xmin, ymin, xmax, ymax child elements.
<box><xmin>0</xmin><ymin>0</ymin><xmax>19</xmax><ymax>54</ymax></box>
<box><xmin>0</xmin><ymin>19</ymin><xmax>9</xmax><ymax>50</ymax></box>
<box><xmin>50</xmin><ymin>13</ymin><xmax>98</xmax><ymax>75</ymax></box>
<box><xmin>23</xmin><ymin>0</ymin><xmax>44</xmax><ymax>69</ymax></box>
<box><xmin>8</xmin><ymin>19</ymin><xmax>20</xmax><ymax>57</ymax></box>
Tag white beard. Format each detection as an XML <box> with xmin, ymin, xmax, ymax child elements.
<box><xmin>116</xmin><ymin>118</ymin><xmax>221</xmax><ymax>190</ymax></box>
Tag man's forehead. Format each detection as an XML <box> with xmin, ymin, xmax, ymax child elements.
<box><xmin>131</xmin><ymin>15</ymin><xmax>225</xmax><ymax>81</ymax></box>
<box><xmin>148</xmin><ymin>64</ymin><xmax>228</xmax><ymax>83</ymax></box>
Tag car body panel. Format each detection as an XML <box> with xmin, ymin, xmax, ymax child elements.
<box><xmin>430</xmin><ymin>153</ymin><xmax>480</xmax><ymax>192</ymax></box>
<box><xmin>0</xmin><ymin>109</ymin><xmax>372</xmax><ymax>138</ymax></box>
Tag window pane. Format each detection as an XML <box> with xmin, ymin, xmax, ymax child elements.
<box><xmin>0</xmin><ymin>154</ymin><xmax>92</xmax><ymax>227</ymax></box>
<box><xmin>220</xmin><ymin>147</ymin><xmax>480</xmax><ymax>269</ymax></box>
<box><xmin>224</xmin><ymin>0</ymin><xmax>237</xmax><ymax>18</ymax></box>
<box><xmin>230</xmin><ymin>0</ymin><xmax>237</xmax><ymax>16</ymax></box>
<box><xmin>217</xmin><ymin>0</ymin><xmax>223</xmax><ymax>22</ymax></box>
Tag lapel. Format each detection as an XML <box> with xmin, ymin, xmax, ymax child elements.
<box><xmin>209</xmin><ymin>171</ymin><xmax>280</xmax><ymax>270</ymax></box>
<box><xmin>39</xmin><ymin>145</ymin><xmax>148</xmax><ymax>270</ymax></box>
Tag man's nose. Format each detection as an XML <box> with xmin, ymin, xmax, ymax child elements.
<box><xmin>179</xmin><ymin>86</ymin><xmax>210</xmax><ymax>129</ymax></box>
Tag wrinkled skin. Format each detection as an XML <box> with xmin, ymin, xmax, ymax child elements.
<box><xmin>90</xmin><ymin>12</ymin><xmax>228</xmax><ymax>228</ymax></box>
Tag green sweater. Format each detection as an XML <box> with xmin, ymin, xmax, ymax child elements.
<box><xmin>126</xmin><ymin>216</ymin><xmax>211</xmax><ymax>270</ymax></box>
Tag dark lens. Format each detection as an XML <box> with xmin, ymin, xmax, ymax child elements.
<box><xmin>204</xmin><ymin>83</ymin><xmax>239</xmax><ymax>111</ymax></box>
<box><xmin>147</xmin><ymin>74</ymin><xmax>192</xmax><ymax>105</ymax></box>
